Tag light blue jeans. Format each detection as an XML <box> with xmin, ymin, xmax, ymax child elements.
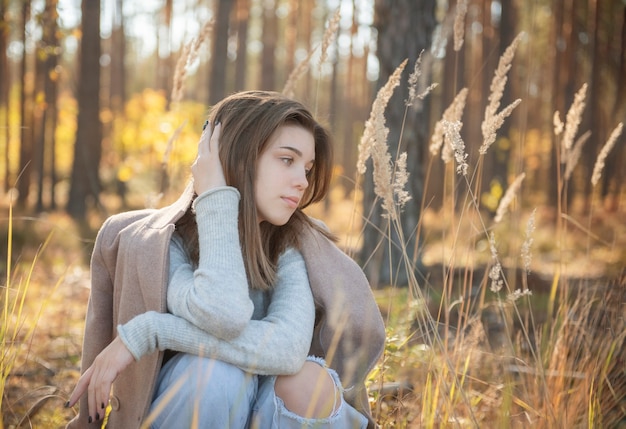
<box><xmin>148</xmin><ymin>354</ymin><xmax>369</xmax><ymax>428</ymax></box>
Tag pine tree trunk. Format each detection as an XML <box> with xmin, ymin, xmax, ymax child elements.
<box><xmin>17</xmin><ymin>1</ymin><xmax>33</xmax><ymax>206</ymax></box>
<box><xmin>234</xmin><ymin>0</ymin><xmax>249</xmax><ymax>91</ymax></box>
<box><xmin>67</xmin><ymin>0</ymin><xmax>102</xmax><ymax>218</ymax></box>
<box><xmin>260</xmin><ymin>0</ymin><xmax>277</xmax><ymax>90</ymax></box>
<box><xmin>209</xmin><ymin>0</ymin><xmax>233</xmax><ymax>104</ymax></box>
<box><xmin>361</xmin><ymin>0</ymin><xmax>436</xmax><ymax>287</ymax></box>
<box><xmin>0</xmin><ymin>0</ymin><xmax>9</xmax><ymax>192</ymax></box>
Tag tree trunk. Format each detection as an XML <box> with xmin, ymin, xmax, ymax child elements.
<box><xmin>260</xmin><ymin>0</ymin><xmax>277</xmax><ymax>91</ymax></box>
<box><xmin>0</xmin><ymin>0</ymin><xmax>9</xmax><ymax>192</ymax></box>
<box><xmin>209</xmin><ymin>0</ymin><xmax>233</xmax><ymax>105</ymax></box>
<box><xmin>110</xmin><ymin>0</ymin><xmax>126</xmax><ymax>113</ymax></box>
<box><xmin>17</xmin><ymin>1</ymin><xmax>33</xmax><ymax>207</ymax></box>
<box><xmin>67</xmin><ymin>0</ymin><xmax>102</xmax><ymax>219</ymax></box>
<box><xmin>549</xmin><ymin>0</ymin><xmax>571</xmax><ymax>209</ymax></box>
<box><xmin>605</xmin><ymin>4</ymin><xmax>626</xmax><ymax>210</ymax></box>
<box><xmin>234</xmin><ymin>0</ymin><xmax>249</xmax><ymax>91</ymax></box>
<box><xmin>582</xmin><ymin>0</ymin><xmax>599</xmax><ymax>208</ymax></box>
<box><xmin>283</xmin><ymin>0</ymin><xmax>298</xmax><ymax>84</ymax></box>
<box><xmin>361</xmin><ymin>0</ymin><xmax>436</xmax><ymax>287</ymax></box>
<box><xmin>34</xmin><ymin>0</ymin><xmax>59</xmax><ymax>211</ymax></box>
<box><xmin>157</xmin><ymin>0</ymin><xmax>173</xmax><ymax>102</ymax></box>
<box><xmin>341</xmin><ymin>0</ymin><xmax>358</xmax><ymax>185</ymax></box>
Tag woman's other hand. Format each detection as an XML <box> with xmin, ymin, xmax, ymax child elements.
<box><xmin>67</xmin><ymin>336</ymin><xmax>134</xmax><ymax>423</ymax></box>
<box><xmin>192</xmin><ymin>121</ymin><xmax>226</xmax><ymax>195</ymax></box>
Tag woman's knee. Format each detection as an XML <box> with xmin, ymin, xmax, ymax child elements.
<box><xmin>165</xmin><ymin>355</ymin><xmax>255</xmax><ymax>404</ymax></box>
<box><xmin>274</xmin><ymin>360</ymin><xmax>341</xmax><ymax>419</ymax></box>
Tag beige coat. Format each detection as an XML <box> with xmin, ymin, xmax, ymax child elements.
<box><xmin>67</xmin><ymin>184</ymin><xmax>386</xmax><ymax>428</ymax></box>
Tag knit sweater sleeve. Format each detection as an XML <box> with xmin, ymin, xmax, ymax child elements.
<box><xmin>117</xmin><ymin>248</ymin><xmax>314</xmax><ymax>375</ymax></box>
<box><xmin>166</xmin><ymin>186</ymin><xmax>254</xmax><ymax>340</ymax></box>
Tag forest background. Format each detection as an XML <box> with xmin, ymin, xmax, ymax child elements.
<box><xmin>1</xmin><ymin>0</ymin><xmax>625</xmax><ymax>427</ymax></box>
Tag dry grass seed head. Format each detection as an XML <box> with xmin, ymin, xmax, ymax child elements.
<box><xmin>591</xmin><ymin>122</ymin><xmax>623</xmax><ymax>186</ymax></box>
<box><xmin>319</xmin><ymin>8</ymin><xmax>341</xmax><ymax>67</ymax></box>
<box><xmin>494</xmin><ymin>172</ymin><xmax>525</xmax><ymax>223</ymax></box>
<box><xmin>453</xmin><ymin>0</ymin><xmax>468</xmax><ymax>52</ymax></box>
<box><xmin>392</xmin><ymin>152</ymin><xmax>411</xmax><ymax>209</ymax></box>
<box><xmin>442</xmin><ymin>120</ymin><xmax>468</xmax><ymax>176</ymax></box>
<box><xmin>406</xmin><ymin>51</ymin><xmax>438</xmax><ymax>108</ymax></box>
<box><xmin>564</xmin><ymin>130</ymin><xmax>591</xmax><ymax>181</ymax></box>
<box><xmin>480</xmin><ymin>98</ymin><xmax>522</xmax><ymax>154</ymax></box>
<box><xmin>284</xmin><ymin>9</ymin><xmax>340</xmax><ymax>98</ymax></box>
<box><xmin>553</xmin><ymin>111</ymin><xmax>564</xmax><ymax>136</ymax></box>
<box><xmin>561</xmin><ymin>83</ymin><xmax>588</xmax><ymax>161</ymax></box>
<box><xmin>520</xmin><ymin>208</ymin><xmax>536</xmax><ymax>273</ymax></box>
<box><xmin>356</xmin><ymin>59</ymin><xmax>407</xmax><ymax>175</ymax></box>
<box><xmin>406</xmin><ymin>51</ymin><xmax>424</xmax><ymax>106</ymax></box>
<box><xmin>431</xmin><ymin>88</ymin><xmax>468</xmax><ymax>158</ymax></box>
<box><xmin>171</xmin><ymin>19</ymin><xmax>214</xmax><ymax>104</ymax></box>
<box><xmin>488</xmin><ymin>232</ymin><xmax>503</xmax><ymax>293</ymax></box>
<box><xmin>282</xmin><ymin>48</ymin><xmax>316</xmax><ymax>98</ymax></box>
<box><xmin>507</xmin><ymin>288</ymin><xmax>532</xmax><ymax>303</ymax></box>
<box><xmin>357</xmin><ymin>60</ymin><xmax>408</xmax><ymax>219</ymax></box>
<box><xmin>482</xmin><ymin>33</ymin><xmax>523</xmax><ymax>123</ymax></box>
<box><xmin>171</xmin><ymin>43</ymin><xmax>193</xmax><ymax>105</ymax></box>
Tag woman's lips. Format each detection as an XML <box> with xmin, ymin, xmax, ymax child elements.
<box><xmin>282</xmin><ymin>196</ymin><xmax>300</xmax><ymax>208</ymax></box>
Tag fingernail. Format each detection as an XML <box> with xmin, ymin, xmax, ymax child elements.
<box><xmin>96</xmin><ymin>412</ymin><xmax>100</xmax><ymax>421</ymax></box>
<box><xmin>64</xmin><ymin>401</ymin><xmax>70</xmax><ymax>408</ymax></box>
<box><xmin>202</xmin><ymin>120</ymin><xmax>209</xmax><ymax>131</ymax></box>
<box><xmin>88</xmin><ymin>416</ymin><xmax>92</xmax><ymax>423</ymax></box>
<box><xmin>101</xmin><ymin>402</ymin><xmax>105</xmax><ymax>409</ymax></box>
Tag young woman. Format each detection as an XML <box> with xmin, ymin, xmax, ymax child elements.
<box><xmin>66</xmin><ymin>91</ymin><xmax>385</xmax><ymax>428</ymax></box>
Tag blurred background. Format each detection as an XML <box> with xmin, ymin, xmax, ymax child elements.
<box><xmin>1</xmin><ymin>1</ymin><xmax>626</xmax><ymax>427</ymax></box>
<box><xmin>2</xmin><ymin>1</ymin><xmax>625</xmax><ymax>281</ymax></box>
<box><xmin>0</xmin><ymin>0</ymin><xmax>624</xmax><ymax>282</ymax></box>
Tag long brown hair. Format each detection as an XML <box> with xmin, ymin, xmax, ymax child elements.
<box><xmin>176</xmin><ymin>91</ymin><xmax>334</xmax><ymax>291</ymax></box>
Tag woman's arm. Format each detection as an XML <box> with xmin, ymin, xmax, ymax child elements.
<box><xmin>119</xmin><ymin>248</ymin><xmax>314</xmax><ymax>375</ymax></box>
<box><xmin>166</xmin><ymin>187</ymin><xmax>254</xmax><ymax>340</ymax></box>
<box><xmin>167</xmin><ymin>120</ymin><xmax>253</xmax><ymax>340</ymax></box>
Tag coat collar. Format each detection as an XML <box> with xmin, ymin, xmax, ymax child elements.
<box><xmin>147</xmin><ymin>181</ymin><xmax>195</xmax><ymax>229</ymax></box>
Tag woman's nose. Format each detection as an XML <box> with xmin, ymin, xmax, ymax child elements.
<box><xmin>294</xmin><ymin>168</ymin><xmax>309</xmax><ymax>189</ymax></box>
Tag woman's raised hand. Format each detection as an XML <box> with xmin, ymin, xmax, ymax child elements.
<box><xmin>66</xmin><ymin>337</ymin><xmax>134</xmax><ymax>424</ymax></box>
<box><xmin>191</xmin><ymin>121</ymin><xmax>226</xmax><ymax>195</ymax></box>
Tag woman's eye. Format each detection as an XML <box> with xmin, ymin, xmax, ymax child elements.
<box><xmin>281</xmin><ymin>157</ymin><xmax>293</xmax><ymax>166</ymax></box>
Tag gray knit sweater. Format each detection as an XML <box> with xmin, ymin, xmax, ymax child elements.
<box><xmin>117</xmin><ymin>187</ymin><xmax>315</xmax><ymax>375</ymax></box>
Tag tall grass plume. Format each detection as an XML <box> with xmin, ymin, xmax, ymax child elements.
<box><xmin>283</xmin><ymin>10</ymin><xmax>341</xmax><ymax>98</ymax></box>
<box><xmin>591</xmin><ymin>122</ymin><xmax>623</xmax><ymax>187</ymax></box>
<box><xmin>431</xmin><ymin>88</ymin><xmax>468</xmax><ymax>161</ymax></box>
<box><xmin>494</xmin><ymin>172</ymin><xmax>525</xmax><ymax>223</ymax></box>
<box><xmin>171</xmin><ymin>19</ymin><xmax>214</xmax><ymax>104</ymax></box>
<box><xmin>453</xmin><ymin>0</ymin><xmax>468</xmax><ymax>52</ymax></box>
<box><xmin>357</xmin><ymin>60</ymin><xmax>407</xmax><ymax>175</ymax></box>
<box><xmin>442</xmin><ymin>119</ymin><xmax>468</xmax><ymax>176</ymax></box>
<box><xmin>480</xmin><ymin>32</ymin><xmax>524</xmax><ymax>154</ymax></box>
<box><xmin>356</xmin><ymin>60</ymin><xmax>410</xmax><ymax>219</ymax></box>
<box><xmin>560</xmin><ymin>83</ymin><xmax>588</xmax><ymax>161</ymax></box>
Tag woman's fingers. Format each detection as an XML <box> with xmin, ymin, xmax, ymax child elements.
<box><xmin>209</xmin><ymin>122</ymin><xmax>221</xmax><ymax>153</ymax></box>
<box><xmin>67</xmin><ymin>365</ymin><xmax>93</xmax><ymax>408</ymax></box>
<box><xmin>197</xmin><ymin>120</ymin><xmax>212</xmax><ymax>157</ymax></box>
<box><xmin>192</xmin><ymin>121</ymin><xmax>226</xmax><ymax>194</ymax></box>
<box><xmin>66</xmin><ymin>337</ymin><xmax>134</xmax><ymax>423</ymax></box>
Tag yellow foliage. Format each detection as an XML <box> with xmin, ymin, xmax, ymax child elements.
<box><xmin>54</xmin><ymin>91</ymin><xmax>77</xmax><ymax>173</ymax></box>
<box><xmin>481</xmin><ymin>178</ymin><xmax>504</xmax><ymax>212</ymax></box>
<box><xmin>108</xmin><ymin>89</ymin><xmax>207</xmax><ymax>189</ymax></box>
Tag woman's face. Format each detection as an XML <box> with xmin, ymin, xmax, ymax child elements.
<box><xmin>255</xmin><ymin>124</ymin><xmax>315</xmax><ymax>225</ymax></box>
